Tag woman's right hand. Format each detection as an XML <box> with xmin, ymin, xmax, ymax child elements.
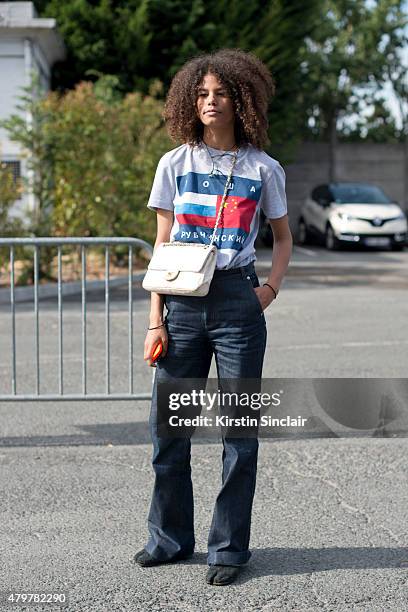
<box><xmin>144</xmin><ymin>325</ymin><xmax>168</xmax><ymax>367</ymax></box>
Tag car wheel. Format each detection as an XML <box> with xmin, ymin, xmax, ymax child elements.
<box><xmin>325</xmin><ymin>224</ymin><xmax>340</xmax><ymax>251</ymax></box>
<box><xmin>297</xmin><ymin>218</ymin><xmax>309</xmax><ymax>245</ymax></box>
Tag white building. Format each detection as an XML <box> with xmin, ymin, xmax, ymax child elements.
<box><xmin>0</xmin><ymin>2</ymin><xmax>65</xmax><ymax>219</ymax></box>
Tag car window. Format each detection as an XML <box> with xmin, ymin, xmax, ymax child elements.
<box><xmin>331</xmin><ymin>184</ymin><xmax>391</xmax><ymax>204</ymax></box>
<box><xmin>311</xmin><ymin>185</ymin><xmax>332</xmax><ymax>205</ymax></box>
<box><xmin>311</xmin><ymin>185</ymin><xmax>328</xmax><ymax>202</ymax></box>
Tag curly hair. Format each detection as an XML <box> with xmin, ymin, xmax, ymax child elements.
<box><xmin>163</xmin><ymin>48</ymin><xmax>276</xmax><ymax>150</ymax></box>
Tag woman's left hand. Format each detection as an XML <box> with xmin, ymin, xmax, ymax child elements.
<box><xmin>253</xmin><ymin>286</ymin><xmax>276</xmax><ymax>311</ymax></box>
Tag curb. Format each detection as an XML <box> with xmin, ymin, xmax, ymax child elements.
<box><xmin>0</xmin><ymin>270</ymin><xmax>146</xmax><ymax>304</ymax></box>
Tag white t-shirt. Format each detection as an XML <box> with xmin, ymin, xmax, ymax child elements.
<box><xmin>147</xmin><ymin>142</ymin><xmax>287</xmax><ymax>269</ymax></box>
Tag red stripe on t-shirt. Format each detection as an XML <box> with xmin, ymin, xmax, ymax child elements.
<box><xmin>176</xmin><ymin>195</ymin><xmax>257</xmax><ymax>232</ymax></box>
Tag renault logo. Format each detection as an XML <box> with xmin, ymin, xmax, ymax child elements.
<box><xmin>372</xmin><ymin>217</ymin><xmax>382</xmax><ymax>226</ymax></box>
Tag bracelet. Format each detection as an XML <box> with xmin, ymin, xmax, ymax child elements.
<box><xmin>148</xmin><ymin>323</ymin><xmax>165</xmax><ymax>330</ymax></box>
<box><xmin>263</xmin><ymin>283</ymin><xmax>278</xmax><ymax>299</ymax></box>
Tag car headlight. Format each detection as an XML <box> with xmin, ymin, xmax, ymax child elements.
<box><xmin>395</xmin><ymin>213</ymin><xmax>406</xmax><ymax>220</ymax></box>
<box><xmin>336</xmin><ymin>212</ymin><xmax>355</xmax><ymax>221</ymax></box>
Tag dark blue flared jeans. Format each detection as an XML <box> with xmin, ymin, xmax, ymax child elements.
<box><xmin>145</xmin><ymin>261</ymin><xmax>267</xmax><ymax>566</ymax></box>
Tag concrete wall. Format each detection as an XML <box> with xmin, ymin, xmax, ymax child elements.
<box><xmin>282</xmin><ymin>141</ymin><xmax>406</xmax><ymax>231</ymax></box>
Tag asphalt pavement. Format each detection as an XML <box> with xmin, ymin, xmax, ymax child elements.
<box><xmin>0</xmin><ymin>244</ymin><xmax>407</xmax><ymax>611</ymax></box>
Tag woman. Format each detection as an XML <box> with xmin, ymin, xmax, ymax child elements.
<box><xmin>134</xmin><ymin>48</ymin><xmax>293</xmax><ymax>586</ymax></box>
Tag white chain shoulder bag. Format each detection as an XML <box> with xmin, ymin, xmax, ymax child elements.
<box><xmin>142</xmin><ymin>150</ymin><xmax>238</xmax><ymax>296</ymax></box>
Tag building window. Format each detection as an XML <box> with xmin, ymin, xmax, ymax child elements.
<box><xmin>1</xmin><ymin>161</ymin><xmax>21</xmax><ymax>184</ymax></box>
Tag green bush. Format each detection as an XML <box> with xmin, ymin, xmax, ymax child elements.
<box><xmin>0</xmin><ymin>75</ymin><xmax>173</xmax><ymax>280</ymax></box>
<box><xmin>48</xmin><ymin>77</ymin><xmax>172</xmax><ymax>243</ymax></box>
<box><xmin>0</xmin><ymin>163</ymin><xmax>25</xmax><ymax>271</ymax></box>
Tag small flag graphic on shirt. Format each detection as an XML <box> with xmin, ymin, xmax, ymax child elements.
<box><xmin>173</xmin><ymin>171</ymin><xmax>261</xmax><ymax>250</ymax></box>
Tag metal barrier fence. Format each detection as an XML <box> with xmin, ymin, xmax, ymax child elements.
<box><xmin>0</xmin><ymin>237</ymin><xmax>153</xmax><ymax>401</ymax></box>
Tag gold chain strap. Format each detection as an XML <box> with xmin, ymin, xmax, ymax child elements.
<box><xmin>162</xmin><ymin>150</ymin><xmax>238</xmax><ymax>250</ymax></box>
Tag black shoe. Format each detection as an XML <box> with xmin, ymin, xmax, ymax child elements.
<box><xmin>133</xmin><ymin>549</ymin><xmax>193</xmax><ymax>567</ymax></box>
<box><xmin>206</xmin><ymin>564</ymin><xmax>241</xmax><ymax>586</ymax></box>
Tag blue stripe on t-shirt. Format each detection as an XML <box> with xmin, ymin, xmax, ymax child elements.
<box><xmin>176</xmin><ymin>172</ymin><xmax>262</xmax><ymax>201</ymax></box>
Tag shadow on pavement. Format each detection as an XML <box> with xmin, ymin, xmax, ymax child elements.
<box><xmin>133</xmin><ymin>547</ymin><xmax>408</xmax><ymax>584</ymax></box>
<box><xmin>0</xmin><ymin>419</ymin><xmax>406</xmax><ymax>447</ymax></box>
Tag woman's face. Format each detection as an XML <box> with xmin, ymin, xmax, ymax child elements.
<box><xmin>196</xmin><ymin>73</ymin><xmax>235</xmax><ymax>130</ymax></box>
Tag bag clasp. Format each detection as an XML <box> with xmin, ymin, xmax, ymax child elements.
<box><xmin>165</xmin><ymin>270</ymin><xmax>180</xmax><ymax>281</ymax></box>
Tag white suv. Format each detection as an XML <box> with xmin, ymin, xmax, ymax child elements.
<box><xmin>297</xmin><ymin>183</ymin><xmax>407</xmax><ymax>251</ymax></box>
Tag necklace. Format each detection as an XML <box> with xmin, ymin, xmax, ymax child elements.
<box><xmin>203</xmin><ymin>141</ymin><xmax>239</xmax><ymax>177</ymax></box>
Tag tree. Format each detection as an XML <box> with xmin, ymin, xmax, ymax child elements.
<box><xmin>299</xmin><ymin>0</ymin><xmax>407</xmax><ymax>180</ymax></box>
<box><xmin>369</xmin><ymin>2</ymin><xmax>408</xmax><ymax>209</ymax></box>
<box><xmin>251</xmin><ymin>0</ymin><xmax>322</xmax><ymax>158</ymax></box>
<box><xmin>33</xmin><ymin>0</ymin><xmax>321</xmax><ymax>160</ymax></box>
<box><xmin>34</xmin><ymin>0</ymin><xmax>202</xmax><ymax>93</ymax></box>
